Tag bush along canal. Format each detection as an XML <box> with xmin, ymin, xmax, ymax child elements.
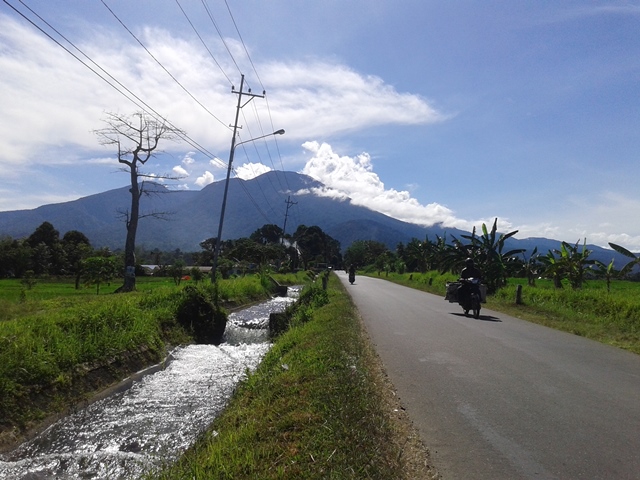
<box><xmin>0</xmin><ymin>288</ymin><xmax>301</xmax><ymax>479</ymax></box>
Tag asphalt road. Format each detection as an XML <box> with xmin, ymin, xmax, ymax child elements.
<box><xmin>337</xmin><ymin>272</ymin><xmax>640</xmax><ymax>480</ymax></box>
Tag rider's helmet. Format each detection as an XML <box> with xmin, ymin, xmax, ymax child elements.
<box><xmin>465</xmin><ymin>257</ymin><xmax>474</xmax><ymax>266</ymax></box>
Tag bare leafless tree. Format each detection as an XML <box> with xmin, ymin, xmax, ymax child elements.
<box><xmin>95</xmin><ymin>111</ymin><xmax>185</xmax><ymax>292</ymax></box>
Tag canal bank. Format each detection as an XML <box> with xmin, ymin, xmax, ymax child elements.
<box><xmin>151</xmin><ymin>274</ymin><xmax>439</xmax><ymax>480</ymax></box>
<box><xmin>0</xmin><ymin>290</ymin><xmax>300</xmax><ymax>478</ymax></box>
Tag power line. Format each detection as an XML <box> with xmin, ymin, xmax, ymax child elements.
<box><xmin>201</xmin><ymin>0</ymin><xmax>242</xmax><ymax>76</ymax></box>
<box><xmin>100</xmin><ymin>0</ymin><xmax>229</xmax><ymax>129</ymax></box>
<box><xmin>174</xmin><ymin>0</ymin><xmax>233</xmax><ymax>86</ymax></box>
<box><xmin>218</xmin><ymin>0</ymin><xmax>290</xmax><ymax>194</ymax></box>
<box><xmin>6</xmin><ymin>0</ymin><xmax>226</xmax><ymax>167</ymax></box>
<box><xmin>7</xmin><ymin>0</ymin><xmax>292</xmax><ymax>229</ymax></box>
<box><xmin>223</xmin><ymin>0</ymin><xmax>263</xmax><ymax>91</ymax></box>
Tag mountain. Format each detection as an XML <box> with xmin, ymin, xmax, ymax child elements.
<box><xmin>0</xmin><ymin>172</ymin><xmax>457</xmax><ymax>252</ymax></box>
<box><xmin>0</xmin><ymin>171</ymin><xmax>631</xmax><ymax>266</ymax></box>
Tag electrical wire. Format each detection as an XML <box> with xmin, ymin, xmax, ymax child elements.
<box><xmin>220</xmin><ymin>0</ymin><xmax>291</xmax><ymax>194</ymax></box>
<box><xmin>6</xmin><ymin>0</ymin><xmax>296</xmax><ymax>232</ymax></box>
<box><xmin>100</xmin><ymin>0</ymin><xmax>229</xmax><ymax>129</ymax></box>
<box><xmin>223</xmin><ymin>0</ymin><xmax>263</xmax><ymax>91</ymax></box>
<box><xmin>174</xmin><ymin>0</ymin><xmax>233</xmax><ymax>86</ymax></box>
<box><xmin>201</xmin><ymin>0</ymin><xmax>242</xmax><ymax>77</ymax></box>
<box><xmin>6</xmin><ymin>0</ymin><xmax>226</xmax><ymax>168</ymax></box>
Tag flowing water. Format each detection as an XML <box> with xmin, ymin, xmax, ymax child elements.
<box><xmin>0</xmin><ymin>288</ymin><xmax>299</xmax><ymax>479</ymax></box>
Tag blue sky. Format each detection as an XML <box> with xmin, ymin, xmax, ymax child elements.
<box><xmin>1</xmin><ymin>1</ymin><xmax>639</xmax><ymax>250</ymax></box>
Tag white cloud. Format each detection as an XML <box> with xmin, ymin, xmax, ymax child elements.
<box><xmin>195</xmin><ymin>171</ymin><xmax>214</xmax><ymax>187</ymax></box>
<box><xmin>235</xmin><ymin>162</ymin><xmax>272</xmax><ymax>180</ymax></box>
<box><xmin>182</xmin><ymin>152</ymin><xmax>196</xmax><ymax>165</ymax></box>
<box><xmin>297</xmin><ymin>141</ymin><xmax>640</xmax><ymax>251</ymax></box>
<box><xmin>300</xmin><ymin>141</ymin><xmax>459</xmax><ymax>227</ymax></box>
<box><xmin>0</xmin><ymin>14</ymin><xmax>444</xmax><ymax>169</ymax></box>
<box><xmin>173</xmin><ymin>165</ymin><xmax>189</xmax><ymax>176</ymax></box>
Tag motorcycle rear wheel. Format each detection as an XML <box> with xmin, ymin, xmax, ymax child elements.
<box><xmin>471</xmin><ymin>294</ymin><xmax>481</xmax><ymax>319</ymax></box>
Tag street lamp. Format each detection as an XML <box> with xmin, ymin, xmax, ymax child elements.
<box><xmin>211</xmin><ymin>128</ymin><xmax>285</xmax><ymax>281</ymax></box>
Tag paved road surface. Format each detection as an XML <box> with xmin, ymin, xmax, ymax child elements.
<box><xmin>338</xmin><ymin>272</ymin><xmax>640</xmax><ymax>479</ymax></box>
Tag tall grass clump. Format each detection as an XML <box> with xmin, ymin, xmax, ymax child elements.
<box><xmin>214</xmin><ymin>275</ymin><xmax>272</xmax><ymax>305</ymax></box>
<box><xmin>0</xmin><ymin>294</ymin><xmax>165</xmax><ymax>429</ymax></box>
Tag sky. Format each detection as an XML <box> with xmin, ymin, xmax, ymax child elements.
<box><xmin>1</xmin><ymin>0</ymin><xmax>639</xmax><ymax>250</ymax></box>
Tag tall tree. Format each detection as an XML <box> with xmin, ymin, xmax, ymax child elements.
<box><xmin>95</xmin><ymin>112</ymin><xmax>185</xmax><ymax>292</ymax></box>
<box><xmin>26</xmin><ymin>221</ymin><xmax>63</xmax><ymax>275</ymax></box>
<box><xmin>292</xmin><ymin>225</ymin><xmax>341</xmax><ymax>269</ymax></box>
<box><xmin>61</xmin><ymin>230</ymin><xmax>92</xmax><ymax>289</ymax></box>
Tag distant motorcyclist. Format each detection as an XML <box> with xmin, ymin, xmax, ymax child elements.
<box><xmin>458</xmin><ymin>258</ymin><xmax>482</xmax><ymax>305</ymax></box>
<box><xmin>348</xmin><ymin>264</ymin><xmax>356</xmax><ymax>284</ymax></box>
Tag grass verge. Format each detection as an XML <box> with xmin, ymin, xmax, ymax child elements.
<box><xmin>365</xmin><ymin>271</ymin><xmax>640</xmax><ymax>355</ymax></box>
<box><xmin>150</xmin><ymin>274</ymin><xmax>437</xmax><ymax>480</ymax></box>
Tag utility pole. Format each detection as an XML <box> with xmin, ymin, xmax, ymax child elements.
<box><xmin>211</xmin><ymin>74</ymin><xmax>265</xmax><ymax>282</ymax></box>
<box><xmin>281</xmin><ymin>195</ymin><xmax>297</xmax><ymax>243</ymax></box>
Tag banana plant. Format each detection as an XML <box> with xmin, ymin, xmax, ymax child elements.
<box><xmin>594</xmin><ymin>258</ymin><xmax>617</xmax><ymax>293</ymax></box>
<box><xmin>558</xmin><ymin>239</ymin><xmax>596</xmax><ymax>289</ymax></box>
<box><xmin>459</xmin><ymin>218</ymin><xmax>525</xmax><ymax>293</ymax></box>
<box><xmin>539</xmin><ymin>249</ymin><xmax>564</xmax><ymax>288</ymax></box>
<box><xmin>608</xmin><ymin>242</ymin><xmax>640</xmax><ymax>278</ymax></box>
<box><xmin>521</xmin><ymin>246</ymin><xmax>540</xmax><ymax>286</ymax></box>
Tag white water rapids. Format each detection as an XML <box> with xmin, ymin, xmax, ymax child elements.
<box><xmin>0</xmin><ymin>289</ymin><xmax>299</xmax><ymax>479</ymax></box>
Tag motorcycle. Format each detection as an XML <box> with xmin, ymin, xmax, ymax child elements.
<box><xmin>445</xmin><ymin>277</ymin><xmax>484</xmax><ymax>319</ymax></box>
<box><xmin>348</xmin><ymin>272</ymin><xmax>355</xmax><ymax>284</ymax></box>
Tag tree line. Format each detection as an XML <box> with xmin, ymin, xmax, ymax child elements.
<box><xmin>344</xmin><ymin>218</ymin><xmax>640</xmax><ymax>293</ymax></box>
<box><xmin>4</xmin><ymin>218</ymin><xmax>637</xmax><ymax>294</ymax></box>
<box><xmin>0</xmin><ymin>221</ymin><xmax>342</xmax><ymax>288</ymax></box>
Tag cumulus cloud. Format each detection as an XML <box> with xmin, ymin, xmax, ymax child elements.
<box><xmin>296</xmin><ymin>141</ymin><xmax>640</xmax><ymax>250</ymax></box>
<box><xmin>173</xmin><ymin>165</ymin><xmax>189</xmax><ymax>176</ymax></box>
<box><xmin>300</xmin><ymin>141</ymin><xmax>460</xmax><ymax>228</ymax></box>
<box><xmin>195</xmin><ymin>171</ymin><xmax>214</xmax><ymax>187</ymax></box>
<box><xmin>235</xmin><ymin>162</ymin><xmax>272</xmax><ymax>180</ymax></box>
<box><xmin>182</xmin><ymin>152</ymin><xmax>196</xmax><ymax>165</ymax></box>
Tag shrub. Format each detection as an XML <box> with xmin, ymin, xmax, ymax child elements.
<box><xmin>175</xmin><ymin>286</ymin><xmax>227</xmax><ymax>344</ymax></box>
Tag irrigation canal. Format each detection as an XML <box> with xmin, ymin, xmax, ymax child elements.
<box><xmin>0</xmin><ymin>288</ymin><xmax>300</xmax><ymax>479</ymax></box>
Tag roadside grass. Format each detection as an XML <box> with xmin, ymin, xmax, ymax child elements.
<box><xmin>0</xmin><ymin>273</ymin><xmax>290</xmax><ymax>440</ymax></box>
<box><xmin>150</xmin><ymin>274</ymin><xmax>425</xmax><ymax>480</ymax></box>
<box><xmin>366</xmin><ymin>272</ymin><xmax>640</xmax><ymax>355</ymax></box>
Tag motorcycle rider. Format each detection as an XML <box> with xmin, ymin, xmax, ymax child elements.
<box><xmin>459</xmin><ymin>258</ymin><xmax>482</xmax><ymax>306</ymax></box>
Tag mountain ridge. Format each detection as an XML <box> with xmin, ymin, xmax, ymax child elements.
<box><xmin>0</xmin><ymin>171</ymin><xmax>630</xmax><ymax>266</ymax></box>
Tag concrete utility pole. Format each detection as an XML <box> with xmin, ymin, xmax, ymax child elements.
<box><xmin>281</xmin><ymin>195</ymin><xmax>297</xmax><ymax>242</ymax></box>
<box><xmin>211</xmin><ymin>75</ymin><xmax>284</xmax><ymax>282</ymax></box>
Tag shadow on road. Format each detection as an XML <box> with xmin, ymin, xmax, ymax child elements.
<box><xmin>450</xmin><ymin>312</ymin><xmax>502</xmax><ymax>322</ymax></box>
